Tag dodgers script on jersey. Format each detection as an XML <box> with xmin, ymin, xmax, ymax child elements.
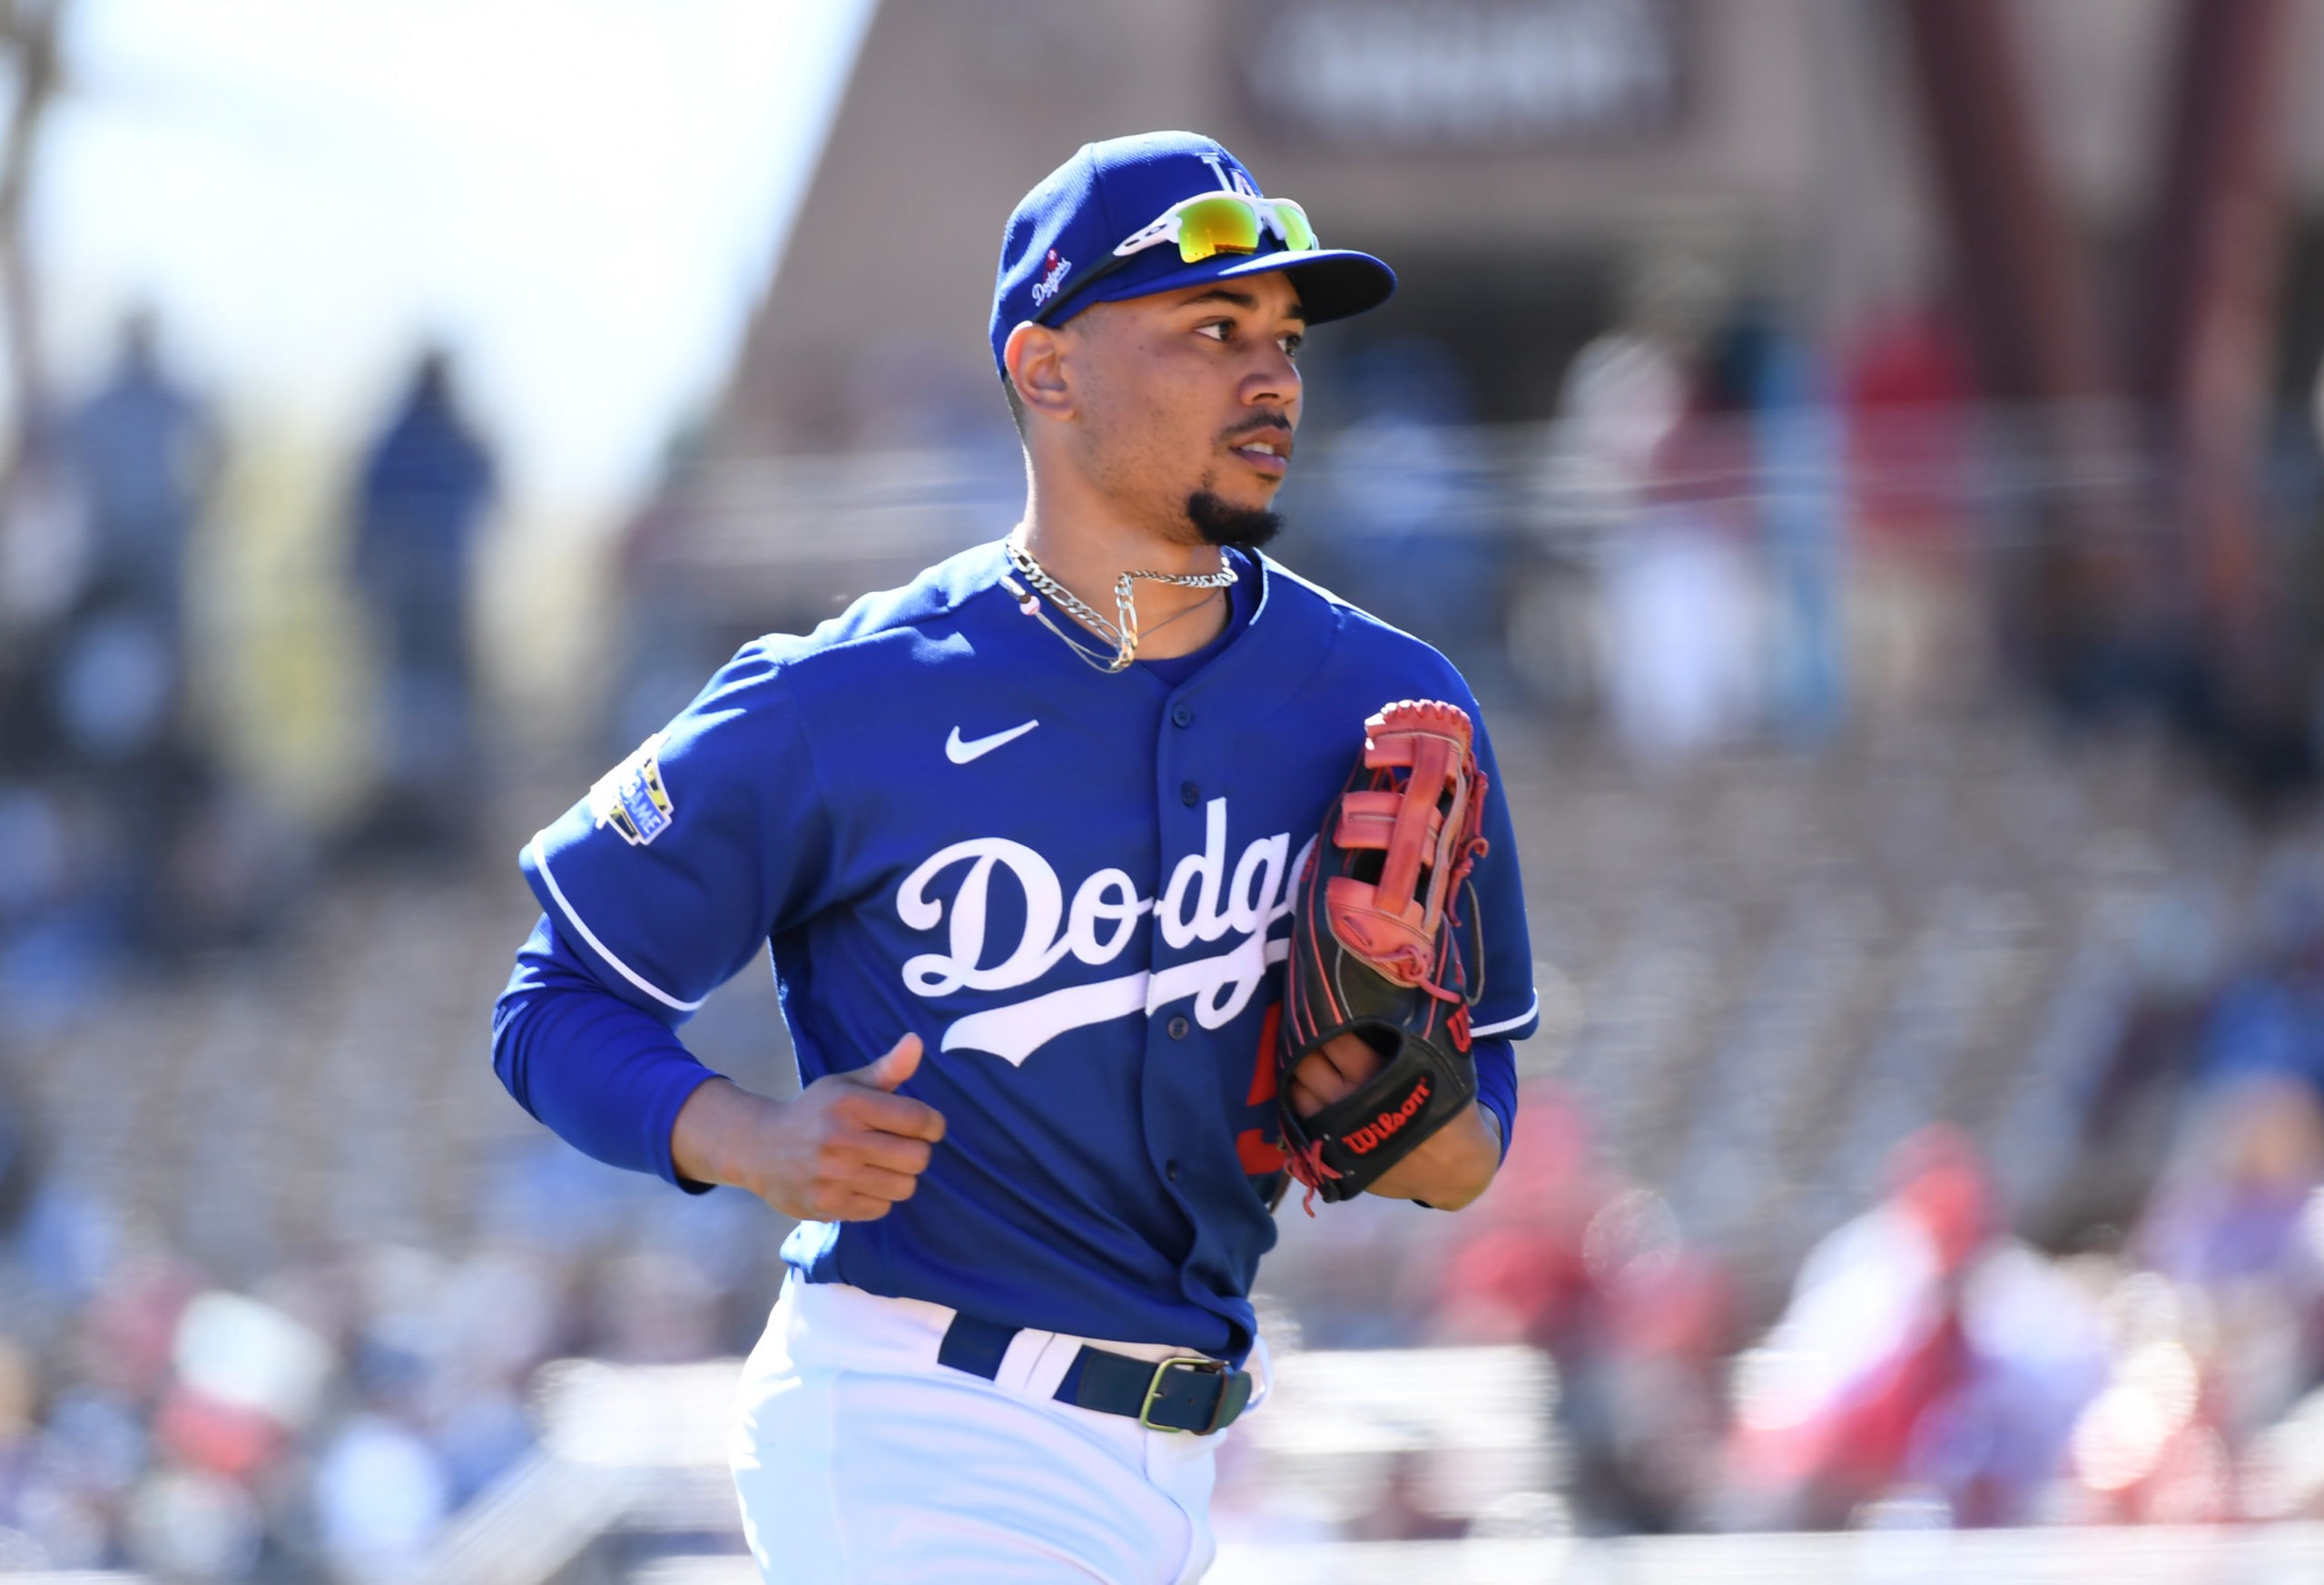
<box><xmin>519</xmin><ymin>541</ymin><xmax>1538</xmax><ymax>1361</ymax></box>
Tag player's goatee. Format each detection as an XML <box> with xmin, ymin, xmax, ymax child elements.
<box><xmin>1187</xmin><ymin>489</ymin><xmax>1283</xmax><ymax>549</ymax></box>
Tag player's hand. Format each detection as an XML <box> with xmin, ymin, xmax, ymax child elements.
<box><xmin>1285</xmin><ymin>1031</ymin><xmax>1499</xmax><ymax>1207</ymax></box>
<box><xmin>763</xmin><ymin>1033</ymin><xmax>947</xmax><ymax>1221</ymax></box>
<box><xmin>1285</xmin><ymin>1030</ymin><xmax>1387</xmax><ymax>1118</ymax></box>
<box><xmin>670</xmin><ymin>1034</ymin><xmax>947</xmax><ymax>1223</ymax></box>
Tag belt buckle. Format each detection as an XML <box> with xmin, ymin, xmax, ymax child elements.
<box><xmin>1140</xmin><ymin>1355</ymin><xmax>1226</xmax><ymax>1433</ymax></box>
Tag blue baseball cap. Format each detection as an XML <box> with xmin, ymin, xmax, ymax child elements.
<box><xmin>990</xmin><ymin>131</ymin><xmax>1395</xmax><ymax>379</ymax></box>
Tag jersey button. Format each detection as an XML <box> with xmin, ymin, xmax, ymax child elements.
<box><xmin>1180</xmin><ymin>781</ymin><xmax>1200</xmax><ymax>806</ymax></box>
<box><xmin>1167</xmin><ymin>1015</ymin><xmax>1190</xmax><ymax>1039</ymax></box>
<box><xmin>1166</xmin><ymin>1160</ymin><xmax>1181</xmax><ymax>1182</ymax></box>
<box><xmin>1171</xmin><ymin>703</ymin><xmax>1195</xmax><ymax>728</ymax></box>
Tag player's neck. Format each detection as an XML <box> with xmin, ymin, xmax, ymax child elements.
<box><xmin>1015</xmin><ymin>483</ymin><xmax>1234</xmax><ymax>662</ymax></box>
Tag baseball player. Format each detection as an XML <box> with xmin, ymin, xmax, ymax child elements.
<box><xmin>492</xmin><ymin>131</ymin><xmax>1539</xmax><ymax>1582</ymax></box>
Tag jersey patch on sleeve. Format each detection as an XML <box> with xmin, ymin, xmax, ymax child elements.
<box><xmin>589</xmin><ymin>733</ymin><xmax>675</xmax><ymax>846</ymax></box>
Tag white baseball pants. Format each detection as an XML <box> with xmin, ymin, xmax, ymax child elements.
<box><xmin>731</xmin><ymin>1277</ymin><xmax>1254</xmax><ymax>1583</ymax></box>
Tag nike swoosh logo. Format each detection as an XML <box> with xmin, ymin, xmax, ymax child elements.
<box><xmin>946</xmin><ymin>720</ymin><xmax>1040</xmax><ymax>764</ymax></box>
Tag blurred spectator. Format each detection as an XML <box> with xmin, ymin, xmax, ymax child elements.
<box><xmin>2064</xmin><ymin>1271</ymin><xmax>2239</xmax><ymax>1523</ymax></box>
<box><xmin>63</xmin><ymin>310</ymin><xmax>214</xmax><ymax>670</ymax></box>
<box><xmin>1510</xmin><ymin>258</ymin><xmax>1712</xmax><ymax>722</ymax></box>
<box><xmin>1726</xmin><ymin>1127</ymin><xmax>2108</xmax><ymax>1529</ymax></box>
<box><xmin>1725</xmin><ymin>301</ymin><xmax>1846</xmax><ymax>743</ymax></box>
<box><xmin>36</xmin><ymin>313</ymin><xmax>232</xmax><ymax>959</ymax></box>
<box><xmin>1838</xmin><ymin>300</ymin><xmax>1978</xmax><ymax>719</ymax></box>
<box><xmin>1562</xmin><ymin>257</ymin><xmax>1769</xmax><ymax>760</ymax></box>
<box><xmin>1428</xmin><ymin>1090</ymin><xmax>1607</xmax><ymax>1356</ymax></box>
<box><xmin>347</xmin><ymin>349</ymin><xmax>497</xmax><ymax>859</ymax></box>
<box><xmin>2122</xmin><ymin>1070</ymin><xmax>2324</xmax><ymax>1500</ymax></box>
<box><xmin>1428</xmin><ymin>1090</ymin><xmax>1737</xmax><ymax>1532</ymax></box>
<box><xmin>2142</xmin><ymin>1075</ymin><xmax>2324</xmax><ymax>1293</ymax></box>
<box><xmin>1598</xmin><ymin>470</ymin><xmax>1764</xmax><ymax>761</ymax></box>
<box><xmin>1551</xmin><ymin>253</ymin><xmax>1716</xmax><ymax>529</ymax></box>
<box><xmin>1572</xmin><ymin>1233</ymin><xmax>1734</xmax><ymax>1532</ymax></box>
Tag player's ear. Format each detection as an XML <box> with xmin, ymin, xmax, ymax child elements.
<box><xmin>1004</xmin><ymin>321</ymin><xmax>1074</xmax><ymax>423</ymax></box>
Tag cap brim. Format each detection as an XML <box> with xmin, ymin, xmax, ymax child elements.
<box><xmin>1081</xmin><ymin>246</ymin><xmax>1396</xmax><ymax>327</ymax></box>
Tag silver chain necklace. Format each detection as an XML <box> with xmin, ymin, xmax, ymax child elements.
<box><xmin>1002</xmin><ymin>537</ymin><xmax>1237</xmax><ymax>673</ymax></box>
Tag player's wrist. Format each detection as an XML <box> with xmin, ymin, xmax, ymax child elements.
<box><xmin>1368</xmin><ymin>1101</ymin><xmax>1498</xmax><ymax>1208</ymax></box>
<box><xmin>670</xmin><ymin>1076</ymin><xmax>782</xmax><ymax>1194</ymax></box>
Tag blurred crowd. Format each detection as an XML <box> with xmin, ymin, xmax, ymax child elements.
<box><xmin>0</xmin><ymin>316</ymin><xmax>536</xmax><ymax>1576</ymax></box>
<box><xmin>1294</xmin><ymin>257</ymin><xmax>2324</xmax><ymax>802</ymax></box>
<box><xmin>0</xmin><ymin>316</ymin><xmax>498</xmax><ymax>1025</ymax></box>
<box><xmin>0</xmin><ymin>1136</ymin><xmax>773</xmax><ymax>1578</ymax></box>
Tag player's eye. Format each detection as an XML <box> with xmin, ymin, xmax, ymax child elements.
<box><xmin>1278</xmin><ymin>332</ymin><xmax>1305</xmax><ymax>359</ymax></box>
<box><xmin>1195</xmin><ymin>320</ymin><xmax>1231</xmax><ymax>342</ymax></box>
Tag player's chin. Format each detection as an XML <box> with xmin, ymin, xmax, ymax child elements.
<box><xmin>1186</xmin><ymin>485</ymin><xmax>1285</xmax><ymax>549</ymax></box>
<box><xmin>1205</xmin><ymin>468</ymin><xmax>1285</xmax><ymax>518</ymax></box>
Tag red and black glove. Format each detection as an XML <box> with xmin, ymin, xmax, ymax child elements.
<box><xmin>1277</xmin><ymin>700</ymin><xmax>1490</xmax><ymax>1208</ymax></box>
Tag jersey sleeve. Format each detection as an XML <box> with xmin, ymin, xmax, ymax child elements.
<box><xmin>518</xmin><ymin>639</ymin><xmax>835</xmax><ymax>1023</ymax></box>
<box><xmin>493</xmin><ymin>914</ymin><xmax>721</xmax><ymax>1190</ymax></box>
<box><xmin>1472</xmin><ymin>1036</ymin><xmax>1517</xmax><ymax>1163</ymax></box>
<box><xmin>1462</xmin><ymin>704</ymin><xmax>1539</xmax><ymax>1047</ymax></box>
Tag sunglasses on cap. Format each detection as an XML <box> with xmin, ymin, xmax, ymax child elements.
<box><xmin>1034</xmin><ymin>191</ymin><xmax>1320</xmax><ymax>324</ymax></box>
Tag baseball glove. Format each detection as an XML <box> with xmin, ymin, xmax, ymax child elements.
<box><xmin>1277</xmin><ymin>699</ymin><xmax>1490</xmax><ymax>1208</ymax></box>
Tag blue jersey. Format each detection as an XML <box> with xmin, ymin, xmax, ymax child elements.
<box><xmin>515</xmin><ymin>540</ymin><xmax>1537</xmax><ymax>1358</ymax></box>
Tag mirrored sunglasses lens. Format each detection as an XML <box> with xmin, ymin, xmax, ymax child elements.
<box><xmin>1272</xmin><ymin>200</ymin><xmax>1317</xmax><ymax>252</ymax></box>
<box><xmin>1174</xmin><ymin>196</ymin><xmax>1263</xmax><ymax>262</ymax></box>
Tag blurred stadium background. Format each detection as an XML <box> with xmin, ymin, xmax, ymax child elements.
<box><xmin>4</xmin><ymin>0</ymin><xmax>2324</xmax><ymax>1579</ymax></box>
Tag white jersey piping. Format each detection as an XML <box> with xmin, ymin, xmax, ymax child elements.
<box><xmin>527</xmin><ymin>833</ymin><xmax>706</xmax><ymax>1014</ymax></box>
<box><xmin>1470</xmin><ymin>992</ymin><xmax>1539</xmax><ymax>1039</ymax></box>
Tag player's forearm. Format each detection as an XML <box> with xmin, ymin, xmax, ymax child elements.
<box><xmin>1363</xmin><ymin>1102</ymin><xmax>1502</xmax><ymax>1209</ymax></box>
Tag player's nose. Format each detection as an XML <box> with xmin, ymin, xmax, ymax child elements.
<box><xmin>1241</xmin><ymin>349</ymin><xmax>1301</xmax><ymax>417</ymax></box>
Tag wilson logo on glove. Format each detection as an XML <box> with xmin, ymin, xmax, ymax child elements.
<box><xmin>1276</xmin><ymin>700</ymin><xmax>1491</xmax><ymax>1208</ymax></box>
<box><xmin>1343</xmin><ymin>1078</ymin><xmax>1430</xmax><ymax>1156</ymax></box>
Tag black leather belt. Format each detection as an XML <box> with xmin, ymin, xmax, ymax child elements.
<box><xmin>936</xmin><ymin>1311</ymin><xmax>1255</xmax><ymax>1435</ymax></box>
